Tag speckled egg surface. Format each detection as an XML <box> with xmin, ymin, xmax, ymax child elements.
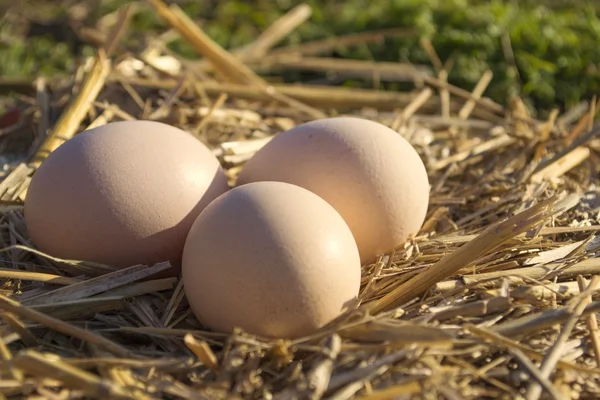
<box><xmin>236</xmin><ymin>116</ymin><xmax>430</xmax><ymax>264</ymax></box>
<box><xmin>181</xmin><ymin>181</ymin><xmax>361</xmax><ymax>339</ymax></box>
<box><xmin>24</xmin><ymin>120</ymin><xmax>229</xmax><ymax>275</ymax></box>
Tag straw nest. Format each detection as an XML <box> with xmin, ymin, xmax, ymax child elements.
<box><xmin>0</xmin><ymin>2</ymin><xmax>599</xmax><ymax>399</ymax></box>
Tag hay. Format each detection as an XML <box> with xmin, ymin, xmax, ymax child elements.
<box><xmin>0</xmin><ymin>1</ymin><xmax>599</xmax><ymax>398</ymax></box>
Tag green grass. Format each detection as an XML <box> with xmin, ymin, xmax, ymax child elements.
<box><xmin>1</xmin><ymin>0</ymin><xmax>599</xmax><ymax>115</ymax></box>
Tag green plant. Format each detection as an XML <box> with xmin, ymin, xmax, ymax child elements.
<box><xmin>1</xmin><ymin>0</ymin><xmax>599</xmax><ymax>114</ymax></box>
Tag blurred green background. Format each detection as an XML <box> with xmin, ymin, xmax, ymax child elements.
<box><xmin>1</xmin><ymin>0</ymin><xmax>599</xmax><ymax>115</ymax></box>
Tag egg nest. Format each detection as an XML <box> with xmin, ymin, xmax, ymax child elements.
<box><xmin>0</xmin><ymin>3</ymin><xmax>600</xmax><ymax>400</ymax></box>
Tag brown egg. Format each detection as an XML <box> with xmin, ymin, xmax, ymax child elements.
<box><xmin>24</xmin><ymin>120</ymin><xmax>229</xmax><ymax>275</ymax></box>
<box><xmin>182</xmin><ymin>181</ymin><xmax>361</xmax><ymax>339</ymax></box>
<box><xmin>237</xmin><ymin>117</ymin><xmax>430</xmax><ymax>264</ymax></box>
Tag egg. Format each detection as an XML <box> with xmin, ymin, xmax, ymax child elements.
<box><xmin>236</xmin><ymin>117</ymin><xmax>430</xmax><ymax>264</ymax></box>
<box><xmin>182</xmin><ymin>181</ymin><xmax>361</xmax><ymax>339</ymax></box>
<box><xmin>24</xmin><ymin>120</ymin><xmax>229</xmax><ymax>275</ymax></box>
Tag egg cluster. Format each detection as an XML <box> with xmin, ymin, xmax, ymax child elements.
<box><xmin>24</xmin><ymin>117</ymin><xmax>430</xmax><ymax>339</ymax></box>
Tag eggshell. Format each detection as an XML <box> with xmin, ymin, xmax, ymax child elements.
<box><xmin>182</xmin><ymin>181</ymin><xmax>361</xmax><ymax>339</ymax></box>
<box><xmin>236</xmin><ymin>116</ymin><xmax>430</xmax><ymax>264</ymax></box>
<box><xmin>24</xmin><ymin>120</ymin><xmax>229</xmax><ymax>275</ymax></box>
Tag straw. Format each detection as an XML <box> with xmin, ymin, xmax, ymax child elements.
<box><xmin>1</xmin><ymin>3</ymin><xmax>599</xmax><ymax>398</ymax></box>
<box><xmin>369</xmin><ymin>197</ymin><xmax>556</xmax><ymax>313</ymax></box>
